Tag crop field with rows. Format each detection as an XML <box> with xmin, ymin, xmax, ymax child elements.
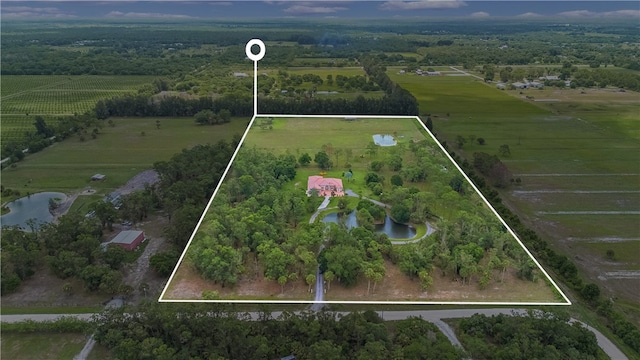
<box><xmin>1</xmin><ymin>75</ymin><xmax>155</xmax><ymax>143</ymax></box>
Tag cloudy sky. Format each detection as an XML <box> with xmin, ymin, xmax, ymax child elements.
<box><xmin>2</xmin><ymin>1</ymin><xmax>639</xmax><ymax>19</ymax></box>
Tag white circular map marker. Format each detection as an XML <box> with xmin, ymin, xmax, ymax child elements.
<box><xmin>245</xmin><ymin>39</ymin><xmax>265</xmax><ymax>61</ymax></box>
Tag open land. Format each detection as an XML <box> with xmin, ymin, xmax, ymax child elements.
<box><xmin>389</xmin><ymin>71</ymin><xmax>640</xmax><ymax>308</ymax></box>
<box><xmin>1</xmin><ymin>117</ymin><xmax>249</xmax><ymax>199</ymax></box>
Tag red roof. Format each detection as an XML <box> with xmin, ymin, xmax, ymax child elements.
<box><xmin>307</xmin><ymin>176</ymin><xmax>344</xmax><ymax>196</ymax></box>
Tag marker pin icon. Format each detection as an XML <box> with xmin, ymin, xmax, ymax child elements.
<box><xmin>246</xmin><ymin>39</ymin><xmax>265</xmax><ymax>61</ymax></box>
<box><xmin>246</xmin><ymin>39</ymin><xmax>265</xmax><ymax>116</ymax></box>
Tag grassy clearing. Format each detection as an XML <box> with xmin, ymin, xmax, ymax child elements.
<box><xmin>0</xmin><ymin>333</ymin><xmax>87</xmax><ymax>360</ymax></box>
<box><xmin>581</xmin><ymin>241</ymin><xmax>640</xmax><ymax>264</ymax></box>
<box><xmin>1</xmin><ymin>117</ymin><xmax>249</xmax><ymax>195</ymax></box>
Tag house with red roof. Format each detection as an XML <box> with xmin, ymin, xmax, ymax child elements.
<box><xmin>307</xmin><ymin>176</ymin><xmax>344</xmax><ymax>197</ymax></box>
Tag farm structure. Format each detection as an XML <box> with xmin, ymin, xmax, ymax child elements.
<box><xmin>91</xmin><ymin>174</ymin><xmax>106</xmax><ymax>181</ymax></box>
<box><xmin>110</xmin><ymin>230</ymin><xmax>145</xmax><ymax>251</ymax></box>
<box><xmin>307</xmin><ymin>176</ymin><xmax>344</xmax><ymax>197</ymax></box>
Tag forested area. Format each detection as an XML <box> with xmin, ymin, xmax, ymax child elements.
<box><xmin>3</xmin><ymin>20</ymin><xmax>638</xmax><ymax>76</ymax></box>
<box><xmin>456</xmin><ymin>312</ymin><xmax>607</xmax><ymax>360</ymax></box>
<box><xmin>177</xmin><ymin>125</ymin><xmax>535</xmax><ymax>296</ymax></box>
<box><xmin>92</xmin><ymin>302</ymin><xmax>463</xmax><ymax>359</ymax></box>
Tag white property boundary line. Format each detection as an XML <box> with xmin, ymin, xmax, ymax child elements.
<box><xmin>159</xmin><ymin>115</ymin><xmax>571</xmax><ymax>306</ymax></box>
<box><xmin>159</xmin><ymin>40</ymin><xmax>571</xmax><ymax>306</ymax></box>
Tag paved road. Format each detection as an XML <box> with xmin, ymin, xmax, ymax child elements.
<box><xmin>1</xmin><ymin>308</ymin><xmax>627</xmax><ymax>359</ymax></box>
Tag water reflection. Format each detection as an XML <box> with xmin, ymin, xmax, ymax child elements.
<box><xmin>322</xmin><ymin>210</ymin><xmax>416</xmax><ymax>239</ymax></box>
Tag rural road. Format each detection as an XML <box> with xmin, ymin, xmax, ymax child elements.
<box><xmin>1</xmin><ymin>308</ymin><xmax>627</xmax><ymax>360</ymax></box>
<box><xmin>449</xmin><ymin>66</ymin><xmax>485</xmax><ymax>81</ymax></box>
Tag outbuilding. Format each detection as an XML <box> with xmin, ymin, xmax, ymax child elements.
<box><xmin>110</xmin><ymin>230</ymin><xmax>145</xmax><ymax>251</ymax></box>
<box><xmin>91</xmin><ymin>174</ymin><xmax>106</xmax><ymax>181</ymax></box>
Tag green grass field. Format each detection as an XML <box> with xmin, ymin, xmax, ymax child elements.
<box><xmin>1</xmin><ymin>117</ymin><xmax>249</xmax><ymax>197</ymax></box>
<box><xmin>390</xmin><ymin>71</ymin><xmax>640</xmax><ymax>306</ymax></box>
<box><xmin>0</xmin><ymin>333</ymin><xmax>88</xmax><ymax>360</ymax></box>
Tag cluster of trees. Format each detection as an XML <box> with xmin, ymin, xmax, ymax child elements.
<box><xmin>188</xmin><ymin>147</ymin><xmax>323</xmax><ymax>292</ymax></box>
<box><xmin>318</xmin><ymin>223</ymin><xmax>390</xmax><ymax>292</ymax></box>
<box><xmin>571</xmin><ymin>68</ymin><xmax>640</xmax><ymax>92</ymax></box>
<box><xmin>1</xmin><ymin>227</ymin><xmax>40</xmax><ymax>293</ymax></box>
<box><xmin>0</xmin><ymin>213</ymin><xmax>133</xmax><ymax>296</ymax></box>
<box><xmin>332</xmin><ymin>75</ymin><xmax>379</xmax><ymax>91</ymax></box>
<box><xmin>194</xmin><ymin>109</ymin><xmax>232</xmax><ymax>125</ymax></box>
<box><xmin>472</xmin><ymin>152</ymin><xmax>513</xmax><ymax>188</ymax></box>
<box><xmin>458</xmin><ymin>312</ymin><xmax>605</xmax><ymax>359</ymax></box>
<box><xmin>93</xmin><ymin>302</ymin><xmax>462</xmax><ymax>359</ymax></box>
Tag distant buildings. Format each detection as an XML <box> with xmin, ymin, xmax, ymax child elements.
<box><xmin>512</xmin><ymin>82</ymin><xmax>528</xmax><ymax>89</ymax></box>
<box><xmin>233</xmin><ymin>72</ymin><xmax>248</xmax><ymax>77</ymax></box>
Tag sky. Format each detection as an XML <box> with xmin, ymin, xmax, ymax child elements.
<box><xmin>1</xmin><ymin>1</ymin><xmax>639</xmax><ymax>19</ymax></box>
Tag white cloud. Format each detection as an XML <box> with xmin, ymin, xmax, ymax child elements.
<box><xmin>283</xmin><ymin>5</ymin><xmax>348</xmax><ymax>14</ymax></box>
<box><xmin>557</xmin><ymin>9</ymin><xmax>640</xmax><ymax>18</ymax></box>
<box><xmin>380</xmin><ymin>0</ymin><xmax>466</xmax><ymax>11</ymax></box>
<box><xmin>557</xmin><ymin>10</ymin><xmax>596</xmax><ymax>18</ymax></box>
<box><xmin>602</xmin><ymin>10</ymin><xmax>640</xmax><ymax>18</ymax></box>
<box><xmin>1</xmin><ymin>6</ymin><xmax>76</xmax><ymax>18</ymax></box>
<box><xmin>516</xmin><ymin>12</ymin><xmax>542</xmax><ymax>18</ymax></box>
<box><xmin>470</xmin><ymin>11</ymin><xmax>489</xmax><ymax>18</ymax></box>
<box><xmin>105</xmin><ymin>11</ymin><xmax>195</xmax><ymax>18</ymax></box>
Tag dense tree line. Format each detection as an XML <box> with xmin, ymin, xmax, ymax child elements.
<box><xmin>458</xmin><ymin>311</ymin><xmax>606</xmax><ymax>360</ymax></box>
<box><xmin>93</xmin><ymin>301</ymin><xmax>463</xmax><ymax>359</ymax></box>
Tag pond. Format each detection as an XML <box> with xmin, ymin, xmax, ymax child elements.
<box><xmin>322</xmin><ymin>210</ymin><xmax>416</xmax><ymax>239</ymax></box>
<box><xmin>372</xmin><ymin>134</ymin><xmax>397</xmax><ymax>146</ymax></box>
<box><xmin>0</xmin><ymin>192</ymin><xmax>66</xmax><ymax>230</ymax></box>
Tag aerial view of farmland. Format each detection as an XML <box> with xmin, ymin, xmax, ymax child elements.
<box><xmin>1</xmin><ymin>1</ymin><xmax>638</xmax><ymax>359</ymax></box>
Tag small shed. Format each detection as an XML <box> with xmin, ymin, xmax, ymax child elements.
<box><xmin>110</xmin><ymin>230</ymin><xmax>145</xmax><ymax>251</ymax></box>
<box><xmin>91</xmin><ymin>174</ymin><xmax>106</xmax><ymax>181</ymax></box>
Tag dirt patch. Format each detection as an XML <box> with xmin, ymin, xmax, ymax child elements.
<box><xmin>164</xmin><ymin>257</ymin><xmax>313</xmax><ymax>301</ymax></box>
<box><xmin>324</xmin><ymin>259</ymin><xmax>558</xmax><ymax>303</ymax></box>
<box><xmin>113</xmin><ymin>169</ymin><xmax>159</xmax><ymax>196</ymax></box>
<box><xmin>1</xmin><ymin>268</ymin><xmax>108</xmax><ymax>308</ymax></box>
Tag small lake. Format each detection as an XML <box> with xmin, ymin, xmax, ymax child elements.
<box><xmin>0</xmin><ymin>192</ymin><xmax>66</xmax><ymax>230</ymax></box>
<box><xmin>372</xmin><ymin>134</ymin><xmax>397</xmax><ymax>146</ymax></box>
<box><xmin>322</xmin><ymin>210</ymin><xmax>416</xmax><ymax>239</ymax></box>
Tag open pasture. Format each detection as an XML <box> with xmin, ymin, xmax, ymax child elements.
<box><xmin>243</xmin><ymin>117</ymin><xmax>424</xmax><ymax>155</ymax></box>
<box><xmin>0</xmin><ymin>117</ymin><xmax>249</xmax><ymax>196</ymax></box>
<box><xmin>391</xmin><ymin>71</ymin><xmax>640</xmax><ymax>305</ymax></box>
